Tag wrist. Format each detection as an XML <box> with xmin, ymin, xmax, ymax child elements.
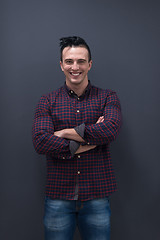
<box><xmin>63</xmin><ymin>128</ymin><xmax>72</xmax><ymax>139</ymax></box>
<box><xmin>63</xmin><ymin>128</ymin><xmax>73</xmax><ymax>139</ymax></box>
<box><xmin>61</xmin><ymin>128</ymin><xmax>85</xmax><ymax>142</ymax></box>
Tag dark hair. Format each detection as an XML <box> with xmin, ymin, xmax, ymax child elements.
<box><xmin>59</xmin><ymin>36</ymin><xmax>91</xmax><ymax>62</ymax></box>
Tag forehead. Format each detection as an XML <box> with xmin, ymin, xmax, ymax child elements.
<box><xmin>62</xmin><ymin>46</ymin><xmax>89</xmax><ymax>60</ymax></box>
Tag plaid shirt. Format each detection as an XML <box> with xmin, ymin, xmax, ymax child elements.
<box><xmin>32</xmin><ymin>81</ymin><xmax>122</xmax><ymax>201</ymax></box>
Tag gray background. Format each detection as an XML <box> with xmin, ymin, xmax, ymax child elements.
<box><xmin>1</xmin><ymin>0</ymin><xmax>160</xmax><ymax>239</ymax></box>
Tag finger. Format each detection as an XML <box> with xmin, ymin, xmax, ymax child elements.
<box><xmin>96</xmin><ymin>116</ymin><xmax>104</xmax><ymax>123</ymax></box>
<box><xmin>99</xmin><ymin>116</ymin><xmax>104</xmax><ymax>121</ymax></box>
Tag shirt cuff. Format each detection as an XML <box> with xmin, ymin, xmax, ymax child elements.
<box><xmin>74</xmin><ymin>123</ymin><xmax>85</xmax><ymax>138</ymax></box>
<box><xmin>69</xmin><ymin>140</ymin><xmax>80</xmax><ymax>157</ymax></box>
<box><xmin>70</xmin><ymin>123</ymin><xmax>86</xmax><ymax>157</ymax></box>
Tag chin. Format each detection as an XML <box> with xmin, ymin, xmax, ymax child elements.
<box><xmin>70</xmin><ymin>79</ymin><xmax>83</xmax><ymax>85</ymax></box>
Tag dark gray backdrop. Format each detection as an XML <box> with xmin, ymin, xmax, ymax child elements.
<box><xmin>1</xmin><ymin>0</ymin><xmax>160</xmax><ymax>239</ymax></box>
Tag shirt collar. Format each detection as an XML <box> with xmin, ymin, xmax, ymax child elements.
<box><xmin>64</xmin><ymin>80</ymin><xmax>91</xmax><ymax>100</ymax></box>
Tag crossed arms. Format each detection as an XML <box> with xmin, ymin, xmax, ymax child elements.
<box><xmin>32</xmin><ymin>90</ymin><xmax>122</xmax><ymax>159</ymax></box>
<box><xmin>54</xmin><ymin>116</ymin><xmax>104</xmax><ymax>154</ymax></box>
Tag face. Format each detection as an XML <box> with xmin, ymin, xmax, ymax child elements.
<box><xmin>60</xmin><ymin>46</ymin><xmax>92</xmax><ymax>89</ymax></box>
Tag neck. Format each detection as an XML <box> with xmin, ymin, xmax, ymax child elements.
<box><xmin>66</xmin><ymin>80</ymin><xmax>89</xmax><ymax>97</ymax></box>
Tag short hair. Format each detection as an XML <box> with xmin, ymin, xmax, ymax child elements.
<box><xmin>59</xmin><ymin>36</ymin><xmax>92</xmax><ymax>62</ymax></box>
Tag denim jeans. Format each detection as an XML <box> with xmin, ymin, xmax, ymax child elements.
<box><xmin>43</xmin><ymin>197</ymin><xmax>111</xmax><ymax>240</ymax></box>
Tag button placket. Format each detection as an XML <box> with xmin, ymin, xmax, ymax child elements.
<box><xmin>75</xmin><ymin>98</ymin><xmax>82</xmax><ymax>125</ymax></box>
<box><xmin>77</xmin><ymin>154</ymin><xmax>81</xmax><ymax>179</ymax></box>
<box><xmin>75</xmin><ymin>96</ymin><xmax>82</xmax><ymax>179</ymax></box>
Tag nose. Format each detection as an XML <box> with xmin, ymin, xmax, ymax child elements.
<box><xmin>72</xmin><ymin>61</ymin><xmax>79</xmax><ymax>70</ymax></box>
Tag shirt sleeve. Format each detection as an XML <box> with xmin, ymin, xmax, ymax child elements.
<box><xmin>74</xmin><ymin>123</ymin><xmax>85</xmax><ymax>138</ymax></box>
<box><xmin>69</xmin><ymin>140</ymin><xmax>80</xmax><ymax>157</ymax></box>
<box><xmin>83</xmin><ymin>90</ymin><xmax>122</xmax><ymax>145</ymax></box>
<box><xmin>32</xmin><ymin>95</ymin><xmax>73</xmax><ymax>160</ymax></box>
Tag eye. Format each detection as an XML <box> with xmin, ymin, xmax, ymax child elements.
<box><xmin>65</xmin><ymin>60</ymin><xmax>73</xmax><ymax>64</ymax></box>
<box><xmin>78</xmin><ymin>59</ymin><xmax>86</xmax><ymax>64</ymax></box>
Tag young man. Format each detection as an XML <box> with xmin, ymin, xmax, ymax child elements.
<box><xmin>32</xmin><ymin>36</ymin><xmax>122</xmax><ymax>240</ymax></box>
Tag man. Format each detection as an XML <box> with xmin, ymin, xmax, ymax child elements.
<box><xmin>32</xmin><ymin>36</ymin><xmax>122</xmax><ymax>240</ymax></box>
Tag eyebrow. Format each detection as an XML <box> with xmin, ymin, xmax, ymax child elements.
<box><xmin>64</xmin><ymin>59</ymin><xmax>73</xmax><ymax>61</ymax></box>
<box><xmin>64</xmin><ymin>58</ymin><xmax>87</xmax><ymax>62</ymax></box>
<box><xmin>78</xmin><ymin>59</ymin><xmax>87</xmax><ymax>61</ymax></box>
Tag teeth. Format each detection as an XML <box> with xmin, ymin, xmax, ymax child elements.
<box><xmin>71</xmin><ymin>73</ymin><xmax>80</xmax><ymax>76</ymax></box>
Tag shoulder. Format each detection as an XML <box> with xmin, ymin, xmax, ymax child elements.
<box><xmin>35</xmin><ymin>86</ymin><xmax>65</xmax><ymax>110</ymax></box>
<box><xmin>39</xmin><ymin>86</ymin><xmax>65</xmax><ymax>102</ymax></box>
<box><xmin>90</xmin><ymin>84</ymin><xmax>117</xmax><ymax>97</ymax></box>
<box><xmin>90</xmin><ymin>85</ymin><xmax>120</xmax><ymax>107</ymax></box>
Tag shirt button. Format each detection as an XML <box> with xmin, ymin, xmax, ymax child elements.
<box><xmin>87</xmin><ymin>142</ymin><xmax>90</xmax><ymax>145</ymax></box>
<box><xmin>77</xmin><ymin>171</ymin><xmax>81</xmax><ymax>175</ymax></box>
<box><xmin>62</xmin><ymin>157</ymin><xmax>65</xmax><ymax>159</ymax></box>
<box><xmin>77</xmin><ymin>97</ymin><xmax>80</xmax><ymax>100</ymax></box>
<box><xmin>70</xmin><ymin>90</ymin><xmax>73</xmax><ymax>94</ymax></box>
<box><xmin>77</xmin><ymin>155</ymin><xmax>81</xmax><ymax>158</ymax></box>
<box><xmin>77</xmin><ymin>110</ymin><xmax>80</xmax><ymax>113</ymax></box>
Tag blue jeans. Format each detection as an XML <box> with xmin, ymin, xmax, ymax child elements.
<box><xmin>44</xmin><ymin>197</ymin><xmax>111</xmax><ymax>240</ymax></box>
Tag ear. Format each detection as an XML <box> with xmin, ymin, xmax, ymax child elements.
<box><xmin>88</xmin><ymin>60</ymin><xmax>92</xmax><ymax>71</ymax></box>
<box><xmin>60</xmin><ymin>61</ymin><xmax>64</xmax><ymax>71</ymax></box>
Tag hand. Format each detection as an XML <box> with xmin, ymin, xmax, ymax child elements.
<box><xmin>75</xmin><ymin>144</ymin><xmax>97</xmax><ymax>154</ymax></box>
<box><xmin>96</xmin><ymin>116</ymin><xmax>104</xmax><ymax>123</ymax></box>
<box><xmin>54</xmin><ymin>129</ymin><xmax>65</xmax><ymax>138</ymax></box>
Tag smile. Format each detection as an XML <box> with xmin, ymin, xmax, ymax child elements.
<box><xmin>70</xmin><ymin>72</ymin><xmax>82</xmax><ymax>76</ymax></box>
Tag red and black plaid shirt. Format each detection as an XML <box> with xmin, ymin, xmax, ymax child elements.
<box><xmin>32</xmin><ymin>82</ymin><xmax>122</xmax><ymax>201</ymax></box>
